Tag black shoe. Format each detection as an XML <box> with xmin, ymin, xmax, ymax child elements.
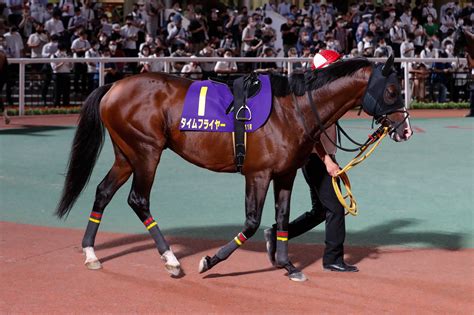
<box><xmin>263</xmin><ymin>228</ymin><xmax>276</xmax><ymax>266</ymax></box>
<box><xmin>323</xmin><ymin>262</ymin><xmax>359</xmax><ymax>272</ymax></box>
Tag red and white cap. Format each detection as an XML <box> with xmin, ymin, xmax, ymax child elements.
<box><xmin>311</xmin><ymin>49</ymin><xmax>342</xmax><ymax>70</ymax></box>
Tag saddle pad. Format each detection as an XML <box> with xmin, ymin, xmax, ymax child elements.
<box><xmin>180</xmin><ymin>74</ymin><xmax>272</xmax><ymax>132</ymax></box>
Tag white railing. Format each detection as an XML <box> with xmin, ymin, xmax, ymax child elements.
<box><xmin>7</xmin><ymin>56</ymin><xmax>467</xmax><ymax>115</ymax></box>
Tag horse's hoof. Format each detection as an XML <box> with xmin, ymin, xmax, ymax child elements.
<box><xmin>165</xmin><ymin>263</ymin><xmax>181</xmax><ymax>277</ymax></box>
<box><xmin>85</xmin><ymin>260</ymin><xmax>102</xmax><ymax>270</ymax></box>
<box><xmin>289</xmin><ymin>271</ymin><xmax>308</xmax><ymax>282</ymax></box>
<box><xmin>161</xmin><ymin>250</ymin><xmax>181</xmax><ymax>277</ymax></box>
<box><xmin>198</xmin><ymin>256</ymin><xmax>211</xmax><ymax>273</ymax></box>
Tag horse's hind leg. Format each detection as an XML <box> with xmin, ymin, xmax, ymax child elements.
<box><xmin>127</xmin><ymin>151</ymin><xmax>181</xmax><ymax>277</ymax></box>
<box><xmin>199</xmin><ymin>172</ymin><xmax>271</xmax><ymax>273</ymax></box>
<box><xmin>82</xmin><ymin>144</ymin><xmax>132</xmax><ymax>269</ymax></box>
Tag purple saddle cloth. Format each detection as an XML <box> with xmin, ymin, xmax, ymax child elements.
<box><xmin>180</xmin><ymin>74</ymin><xmax>272</xmax><ymax>132</ymax></box>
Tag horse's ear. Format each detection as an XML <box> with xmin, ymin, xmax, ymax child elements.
<box><xmin>382</xmin><ymin>54</ymin><xmax>394</xmax><ymax>77</ymax></box>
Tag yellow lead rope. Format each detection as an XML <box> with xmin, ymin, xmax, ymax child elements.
<box><xmin>332</xmin><ymin>127</ymin><xmax>390</xmax><ymax>216</ymax></box>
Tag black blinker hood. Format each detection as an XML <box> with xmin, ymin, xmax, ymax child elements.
<box><xmin>362</xmin><ymin>64</ymin><xmax>404</xmax><ymax>118</ymax></box>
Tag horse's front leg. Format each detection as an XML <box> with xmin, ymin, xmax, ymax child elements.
<box><xmin>273</xmin><ymin>171</ymin><xmax>308</xmax><ymax>281</ymax></box>
<box><xmin>199</xmin><ymin>171</ymin><xmax>271</xmax><ymax>273</ymax></box>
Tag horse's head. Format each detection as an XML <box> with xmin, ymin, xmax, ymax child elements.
<box><xmin>362</xmin><ymin>55</ymin><xmax>412</xmax><ymax>142</ymax></box>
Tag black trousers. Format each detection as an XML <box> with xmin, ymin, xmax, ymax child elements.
<box><xmin>53</xmin><ymin>73</ymin><xmax>70</xmax><ymax>106</ymax></box>
<box><xmin>274</xmin><ymin>154</ymin><xmax>346</xmax><ymax>265</ymax></box>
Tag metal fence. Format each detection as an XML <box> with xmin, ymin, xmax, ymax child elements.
<box><xmin>1</xmin><ymin>56</ymin><xmax>469</xmax><ymax>116</ymax></box>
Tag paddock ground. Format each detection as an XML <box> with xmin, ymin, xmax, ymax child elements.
<box><xmin>1</xmin><ymin>110</ymin><xmax>473</xmax><ymax>313</ymax></box>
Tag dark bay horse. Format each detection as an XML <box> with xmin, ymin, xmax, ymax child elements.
<box><xmin>0</xmin><ymin>51</ymin><xmax>10</xmax><ymax>124</ymax></box>
<box><xmin>56</xmin><ymin>56</ymin><xmax>412</xmax><ymax>280</ymax></box>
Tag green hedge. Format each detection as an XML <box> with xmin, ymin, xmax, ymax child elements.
<box><xmin>410</xmin><ymin>102</ymin><xmax>470</xmax><ymax>109</ymax></box>
<box><xmin>6</xmin><ymin>107</ymin><xmax>82</xmax><ymax>116</ymax></box>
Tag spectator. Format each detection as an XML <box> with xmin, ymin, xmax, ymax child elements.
<box><xmin>149</xmin><ymin>47</ymin><xmax>165</xmax><ymax>72</ymax></box>
<box><xmin>68</xmin><ymin>7</ymin><xmax>87</xmax><ymax>32</ymax></box>
<box><xmin>167</xmin><ymin>13</ymin><xmax>187</xmax><ymax>52</ymax></box>
<box><xmin>170</xmin><ymin>43</ymin><xmax>188</xmax><ymax>73</ymax></box>
<box><xmin>181</xmin><ymin>56</ymin><xmax>202</xmax><ymax>79</ymax></box>
<box><xmin>281</xmin><ymin>15</ymin><xmax>298</xmax><ymax>56</ymax></box>
<box><xmin>145</xmin><ymin>0</ymin><xmax>163</xmax><ymax>38</ymax></box>
<box><xmin>357</xmin><ymin>31</ymin><xmax>374</xmax><ymax>55</ymax></box>
<box><xmin>214</xmin><ymin>48</ymin><xmax>238</xmax><ymax>75</ymax></box>
<box><xmin>440</xmin><ymin>8</ymin><xmax>456</xmax><ymax>36</ymax></box>
<box><xmin>6</xmin><ymin>0</ymin><xmax>23</xmax><ymax>27</ymax></box>
<box><xmin>29</xmin><ymin>0</ymin><xmax>45</xmax><ymax>24</ymax></box>
<box><xmin>71</xmin><ymin>29</ymin><xmax>90</xmax><ymax>95</ymax></box>
<box><xmin>299</xmin><ymin>16</ymin><xmax>313</xmax><ymax>35</ymax></box>
<box><xmin>121</xmin><ymin>15</ymin><xmax>139</xmax><ymax>57</ymax></box>
<box><xmin>423</xmin><ymin>14</ymin><xmax>439</xmax><ymax>37</ymax></box>
<box><xmin>99</xmin><ymin>15</ymin><xmax>112</xmax><ymax>36</ymax></box>
<box><xmin>374</xmin><ymin>37</ymin><xmax>393</xmax><ymax>57</ymax></box>
<box><xmin>261</xmin><ymin>17</ymin><xmax>277</xmax><ymax>50</ymax></box>
<box><xmin>278</xmin><ymin>0</ymin><xmax>291</xmax><ymax>17</ymax></box>
<box><xmin>420</xmin><ymin>39</ymin><xmax>437</xmax><ymax>68</ymax></box>
<box><xmin>19</xmin><ymin>6</ymin><xmax>34</xmax><ymax>38</ymax></box>
<box><xmin>259</xmin><ymin>47</ymin><xmax>278</xmax><ymax>71</ymax></box>
<box><xmin>50</xmin><ymin>43</ymin><xmax>71</xmax><ymax>106</ymax></box>
<box><xmin>138</xmin><ymin>44</ymin><xmax>151</xmax><ymax>72</ymax></box>
<box><xmin>422</xmin><ymin>0</ymin><xmax>438</xmax><ymax>22</ymax></box>
<box><xmin>101</xmin><ymin>48</ymin><xmax>121</xmax><ymax>84</ymax></box>
<box><xmin>188</xmin><ymin>8</ymin><xmax>207</xmax><ymax>53</ymax></box>
<box><xmin>333</xmin><ymin>17</ymin><xmax>349</xmax><ymax>54</ymax></box>
<box><xmin>316</xmin><ymin>4</ymin><xmax>333</xmax><ymax>33</ymax></box>
<box><xmin>198</xmin><ymin>43</ymin><xmax>217</xmax><ymax>78</ymax></box>
<box><xmin>400</xmin><ymin>6</ymin><xmax>412</xmax><ymax>30</ymax></box>
<box><xmin>85</xmin><ymin>39</ymin><xmax>100</xmax><ymax>92</ymax></box>
<box><xmin>81</xmin><ymin>1</ymin><xmax>95</xmax><ymax>33</ymax></box>
<box><xmin>44</xmin><ymin>11</ymin><xmax>65</xmax><ymax>37</ymax></box>
<box><xmin>389</xmin><ymin>18</ymin><xmax>406</xmax><ymax>58</ymax></box>
<box><xmin>384</xmin><ymin>8</ymin><xmax>397</xmax><ymax>32</ymax></box>
<box><xmin>139</xmin><ymin>33</ymin><xmax>156</xmax><ymax>53</ymax></box>
<box><xmin>430</xmin><ymin>49</ymin><xmax>451</xmax><ymax>102</ymax></box>
<box><xmin>207</xmin><ymin>9</ymin><xmax>223</xmax><ymax>46</ymax></box>
<box><xmin>40</xmin><ymin>34</ymin><xmax>58</xmax><ymax>105</ymax></box>
<box><xmin>27</xmin><ymin>22</ymin><xmax>47</xmax><ymax>60</ymax></box>
<box><xmin>242</xmin><ymin>16</ymin><xmax>259</xmax><ymax>69</ymax></box>
<box><xmin>301</xmin><ymin>1</ymin><xmax>313</xmax><ymax>17</ymax></box>
<box><xmin>409</xmin><ymin>16</ymin><xmax>426</xmax><ymax>54</ymax></box>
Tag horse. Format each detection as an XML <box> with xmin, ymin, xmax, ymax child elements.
<box><xmin>56</xmin><ymin>55</ymin><xmax>412</xmax><ymax>280</ymax></box>
<box><xmin>0</xmin><ymin>51</ymin><xmax>10</xmax><ymax>124</ymax></box>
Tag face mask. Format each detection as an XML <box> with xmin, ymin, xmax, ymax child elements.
<box><xmin>99</xmin><ymin>36</ymin><xmax>106</xmax><ymax>42</ymax></box>
<box><xmin>250</xmin><ymin>22</ymin><xmax>256</xmax><ymax>27</ymax></box>
<box><xmin>303</xmin><ymin>36</ymin><xmax>309</xmax><ymax>41</ymax></box>
<box><xmin>109</xmin><ymin>45</ymin><xmax>117</xmax><ymax>51</ymax></box>
<box><xmin>427</xmin><ymin>17</ymin><xmax>433</xmax><ymax>22</ymax></box>
<box><xmin>446</xmin><ymin>44</ymin><xmax>454</xmax><ymax>51</ymax></box>
<box><xmin>458</xmin><ymin>20</ymin><xmax>464</xmax><ymax>25</ymax></box>
<box><xmin>224</xmin><ymin>53</ymin><xmax>231</xmax><ymax>58</ymax></box>
<box><xmin>390</xmin><ymin>12</ymin><xmax>396</xmax><ymax>17</ymax></box>
<box><xmin>304</xmin><ymin>22</ymin><xmax>311</xmax><ymax>27</ymax></box>
<box><xmin>428</xmin><ymin>3</ymin><xmax>433</xmax><ymax>7</ymax></box>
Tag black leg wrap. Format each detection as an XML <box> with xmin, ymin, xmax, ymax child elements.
<box><xmin>82</xmin><ymin>220</ymin><xmax>100</xmax><ymax>248</ymax></box>
<box><xmin>148</xmin><ymin>225</ymin><xmax>170</xmax><ymax>255</ymax></box>
<box><xmin>216</xmin><ymin>239</ymin><xmax>240</xmax><ymax>261</ymax></box>
<box><xmin>275</xmin><ymin>240</ymin><xmax>289</xmax><ymax>267</ymax></box>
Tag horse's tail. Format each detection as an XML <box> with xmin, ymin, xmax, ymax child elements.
<box><xmin>56</xmin><ymin>84</ymin><xmax>112</xmax><ymax>219</ymax></box>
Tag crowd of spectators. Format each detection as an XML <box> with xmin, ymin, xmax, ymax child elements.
<box><xmin>0</xmin><ymin>0</ymin><xmax>473</xmax><ymax>105</ymax></box>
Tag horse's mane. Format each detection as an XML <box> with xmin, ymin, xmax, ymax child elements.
<box><xmin>270</xmin><ymin>58</ymin><xmax>372</xmax><ymax>97</ymax></box>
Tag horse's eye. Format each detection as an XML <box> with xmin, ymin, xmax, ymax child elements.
<box><xmin>383</xmin><ymin>84</ymin><xmax>398</xmax><ymax>105</ymax></box>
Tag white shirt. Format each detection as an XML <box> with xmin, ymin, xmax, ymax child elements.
<box><xmin>27</xmin><ymin>32</ymin><xmax>48</xmax><ymax>58</ymax></box>
<box><xmin>71</xmin><ymin>38</ymin><xmax>91</xmax><ymax>57</ymax></box>
<box><xmin>4</xmin><ymin>31</ymin><xmax>24</xmax><ymax>58</ymax></box>
<box><xmin>149</xmin><ymin>54</ymin><xmax>164</xmax><ymax>72</ymax></box>
<box><xmin>85</xmin><ymin>48</ymin><xmax>100</xmax><ymax>73</ymax></box>
<box><xmin>45</xmin><ymin>18</ymin><xmax>65</xmax><ymax>36</ymax></box>
<box><xmin>214</xmin><ymin>60</ymin><xmax>237</xmax><ymax>73</ymax></box>
<box><xmin>42</xmin><ymin>41</ymin><xmax>58</xmax><ymax>58</ymax></box>
<box><xmin>51</xmin><ymin>51</ymin><xmax>72</xmax><ymax>73</ymax></box>
<box><xmin>120</xmin><ymin>25</ymin><xmax>139</xmax><ymax>49</ymax></box>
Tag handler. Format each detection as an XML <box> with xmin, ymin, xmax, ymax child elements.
<box><xmin>264</xmin><ymin>49</ymin><xmax>358</xmax><ymax>272</ymax></box>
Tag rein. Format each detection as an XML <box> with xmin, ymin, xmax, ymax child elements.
<box><xmin>332</xmin><ymin>125</ymin><xmax>389</xmax><ymax>216</ymax></box>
